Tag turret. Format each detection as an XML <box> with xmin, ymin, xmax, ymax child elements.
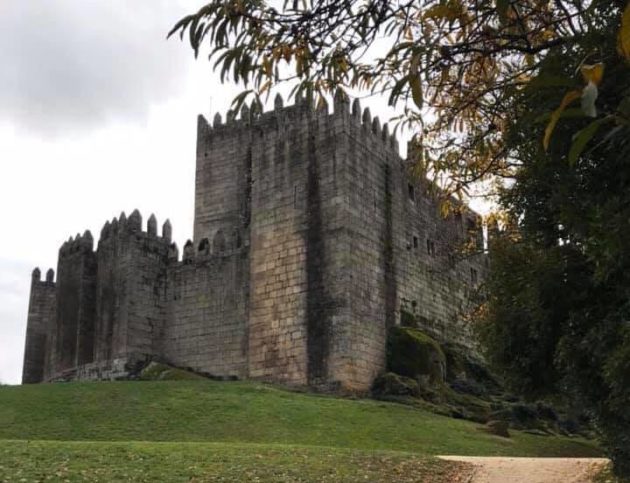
<box><xmin>352</xmin><ymin>98</ymin><xmax>361</xmax><ymax>118</ymax></box>
<box><xmin>147</xmin><ymin>214</ymin><xmax>158</xmax><ymax>237</ymax></box>
<box><xmin>162</xmin><ymin>219</ymin><xmax>172</xmax><ymax>242</ymax></box>
<box><xmin>80</xmin><ymin>230</ymin><xmax>94</xmax><ymax>251</ymax></box>
<box><xmin>198</xmin><ymin>238</ymin><xmax>210</xmax><ymax>255</ymax></box>
<box><xmin>362</xmin><ymin>107</ymin><xmax>372</xmax><ymax>126</ymax></box>
<box><xmin>382</xmin><ymin>123</ymin><xmax>389</xmax><ymax>142</ymax></box>
<box><xmin>168</xmin><ymin>242</ymin><xmax>179</xmax><ymax>261</ymax></box>
<box><xmin>128</xmin><ymin>209</ymin><xmax>142</xmax><ymax>232</ymax></box>
<box><xmin>274</xmin><ymin>93</ymin><xmax>284</xmax><ymax>110</ymax></box>
<box><xmin>183</xmin><ymin>240</ymin><xmax>194</xmax><ymax>263</ymax></box>
<box><xmin>333</xmin><ymin>88</ymin><xmax>348</xmax><ymax>114</ymax></box>
<box><xmin>372</xmin><ymin>116</ymin><xmax>382</xmax><ymax>136</ymax></box>
<box><xmin>241</xmin><ymin>103</ymin><xmax>250</xmax><ymax>123</ymax></box>
<box><xmin>31</xmin><ymin>267</ymin><xmax>41</xmax><ymax>283</ymax></box>
<box><xmin>100</xmin><ymin>220</ymin><xmax>111</xmax><ymax>240</ymax></box>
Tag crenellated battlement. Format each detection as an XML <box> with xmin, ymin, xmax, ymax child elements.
<box><xmin>168</xmin><ymin>232</ymin><xmax>245</xmax><ymax>265</ymax></box>
<box><xmin>31</xmin><ymin>267</ymin><xmax>56</xmax><ymax>285</ymax></box>
<box><xmin>59</xmin><ymin>231</ymin><xmax>94</xmax><ymax>257</ymax></box>
<box><xmin>348</xmin><ymin>98</ymin><xmax>400</xmax><ymax>155</ymax></box>
<box><xmin>97</xmin><ymin>210</ymin><xmax>173</xmax><ymax>245</ymax></box>
<box><xmin>197</xmin><ymin>91</ymin><xmax>400</xmax><ymax>157</ymax></box>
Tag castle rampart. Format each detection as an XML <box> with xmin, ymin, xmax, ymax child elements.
<box><xmin>22</xmin><ymin>93</ymin><xmax>486</xmax><ymax>391</ymax></box>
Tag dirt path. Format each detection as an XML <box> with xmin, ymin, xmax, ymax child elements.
<box><xmin>439</xmin><ymin>456</ymin><xmax>609</xmax><ymax>483</ymax></box>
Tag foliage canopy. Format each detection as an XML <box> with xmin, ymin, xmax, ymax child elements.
<box><xmin>170</xmin><ymin>0</ymin><xmax>630</xmax><ymax>199</ymax></box>
<box><xmin>477</xmin><ymin>3</ymin><xmax>630</xmax><ymax>475</ymax></box>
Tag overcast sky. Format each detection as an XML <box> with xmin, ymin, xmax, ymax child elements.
<box><xmin>0</xmin><ymin>0</ymin><xmax>231</xmax><ymax>383</ymax></box>
<box><xmin>0</xmin><ymin>0</ymin><xmax>408</xmax><ymax>384</ymax></box>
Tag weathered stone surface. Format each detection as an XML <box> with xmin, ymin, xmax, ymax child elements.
<box><xmin>22</xmin><ymin>101</ymin><xmax>487</xmax><ymax>391</ymax></box>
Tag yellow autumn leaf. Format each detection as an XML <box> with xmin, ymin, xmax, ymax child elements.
<box><xmin>409</xmin><ymin>53</ymin><xmax>423</xmax><ymax>109</ymax></box>
<box><xmin>423</xmin><ymin>4</ymin><xmax>460</xmax><ymax>21</ymax></box>
<box><xmin>580</xmin><ymin>63</ymin><xmax>604</xmax><ymax>86</ymax></box>
<box><xmin>619</xmin><ymin>2</ymin><xmax>630</xmax><ymax>59</ymax></box>
<box><xmin>259</xmin><ymin>80</ymin><xmax>271</xmax><ymax>94</ymax></box>
<box><xmin>262</xmin><ymin>55</ymin><xmax>272</xmax><ymax>77</ymax></box>
<box><xmin>543</xmin><ymin>89</ymin><xmax>582</xmax><ymax>151</ymax></box>
<box><xmin>338</xmin><ymin>57</ymin><xmax>349</xmax><ymax>74</ymax></box>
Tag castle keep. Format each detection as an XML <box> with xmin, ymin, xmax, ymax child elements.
<box><xmin>22</xmin><ymin>93</ymin><xmax>486</xmax><ymax>391</ymax></box>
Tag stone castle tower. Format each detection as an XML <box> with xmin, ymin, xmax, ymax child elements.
<box><xmin>22</xmin><ymin>93</ymin><xmax>486</xmax><ymax>391</ymax></box>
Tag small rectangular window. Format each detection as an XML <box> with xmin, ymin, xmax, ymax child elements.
<box><xmin>470</xmin><ymin>268</ymin><xmax>478</xmax><ymax>284</ymax></box>
<box><xmin>408</xmin><ymin>183</ymin><xmax>415</xmax><ymax>202</ymax></box>
<box><xmin>426</xmin><ymin>239</ymin><xmax>435</xmax><ymax>256</ymax></box>
<box><xmin>413</xmin><ymin>236</ymin><xmax>419</xmax><ymax>249</ymax></box>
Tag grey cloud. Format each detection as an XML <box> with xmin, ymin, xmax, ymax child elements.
<box><xmin>0</xmin><ymin>0</ymin><xmax>194</xmax><ymax>136</ymax></box>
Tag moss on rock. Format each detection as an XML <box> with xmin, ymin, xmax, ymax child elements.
<box><xmin>371</xmin><ymin>372</ymin><xmax>420</xmax><ymax>397</ymax></box>
<box><xmin>387</xmin><ymin>326</ymin><xmax>446</xmax><ymax>383</ymax></box>
<box><xmin>140</xmin><ymin>362</ymin><xmax>208</xmax><ymax>381</ymax></box>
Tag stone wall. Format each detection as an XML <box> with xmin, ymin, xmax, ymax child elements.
<box><xmin>51</xmin><ymin>232</ymin><xmax>97</xmax><ymax>375</ymax></box>
<box><xmin>246</xmin><ymin>104</ymin><xmax>310</xmax><ymax>384</ymax></box>
<box><xmin>389</xmin><ymin>161</ymin><xmax>486</xmax><ymax>349</ymax></box>
<box><xmin>163</xmin><ymin>248</ymin><xmax>249</xmax><ymax>378</ymax></box>
<box><xmin>339</xmin><ymin>99</ymin><xmax>486</xmax><ymax>367</ymax></box>
<box><xmin>248</xmin><ymin>101</ymin><xmax>315</xmax><ymax>386</ymax></box>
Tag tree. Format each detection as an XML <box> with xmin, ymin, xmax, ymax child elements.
<box><xmin>478</xmin><ymin>9</ymin><xmax>630</xmax><ymax>475</ymax></box>
<box><xmin>170</xmin><ymin>0</ymin><xmax>630</xmax><ymax>475</ymax></box>
<box><xmin>169</xmin><ymin>0</ymin><xmax>627</xmax><ymax>199</ymax></box>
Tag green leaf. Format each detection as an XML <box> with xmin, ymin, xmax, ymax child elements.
<box><xmin>167</xmin><ymin>15</ymin><xmax>193</xmax><ymax>40</ymax></box>
<box><xmin>388</xmin><ymin>75</ymin><xmax>411</xmax><ymax>107</ymax></box>
<box><xmin>409</xmin><ymin>52</ymin><xmax>423</xmax><ymax>110</ymax></box>
<box><xmin>410</xmin><ymin>76</ymin><xmax>423</xmax><ymax>110</ymax></box>
<box><xmin>544</xmin><ymin>89</ymin><xmax>581</xmax><ymax>151</ymax></box>
<box><xmin>568</xmin><ymin>117</ymin><xmax>610</xmax><ymax>166</ymax></box>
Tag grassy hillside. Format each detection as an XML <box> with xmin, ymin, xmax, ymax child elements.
<box><xmin>0</xmin><ymin>380</ymin><xmax>602</xmax><ymax>481</ymax></box>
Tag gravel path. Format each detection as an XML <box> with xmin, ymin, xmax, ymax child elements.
<box><xmin>438</xmin><ymin>456</ymin><xmax>609</xmax><ymax>483</ymax></box>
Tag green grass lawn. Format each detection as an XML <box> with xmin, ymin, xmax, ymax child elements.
<box><xmin>0</xmin><ymin>380</ymin><xmax>602</xmax><ymax>481</ymax></box>
<box><xmin>0</xmin><ymin>441</ymin><xmax>466</xmax><ymax>482</ymax></box>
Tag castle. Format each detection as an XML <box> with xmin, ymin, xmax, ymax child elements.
<box><xmin>22</xmin><ymin>93</ymin><xmax>486</xmax><ymax>391</ymax></box>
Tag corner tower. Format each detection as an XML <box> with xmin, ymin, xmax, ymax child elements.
<box><xmin>193</xmin><ymin>111</ymin><xmax>252</xmax><ymax>248</ymax></box>
<box><xmin>22</xmin><ymin>268</ymin><xmax>56</xmax><ymax>383</ymax></box>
